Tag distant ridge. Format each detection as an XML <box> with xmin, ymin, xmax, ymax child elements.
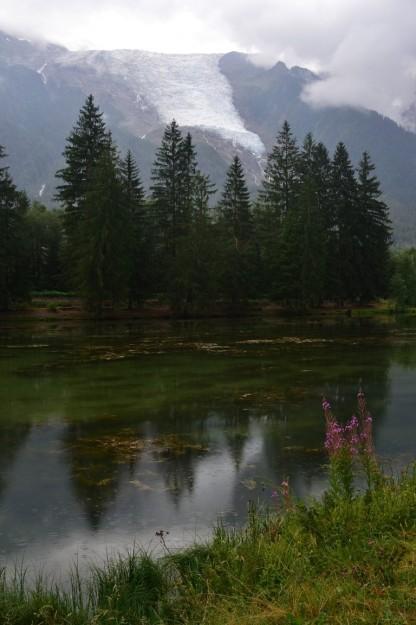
<box><xmin>1</xmin><ymin>29</ymin><xmax>416</xmax><ymax>242</ymax></box>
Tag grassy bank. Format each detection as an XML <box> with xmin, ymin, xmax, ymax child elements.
<box><xmin>1</xmin><ymin>473</ymin><xmax>416</xmax><ymax>624</ymax></box>
<box><xmin>1</xmin><ymin>397</ymin><xmax>416</xmax><ymax>625</ymax></box>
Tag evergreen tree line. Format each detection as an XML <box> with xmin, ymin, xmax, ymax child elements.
<box><xmin>0</xmin><ymin>145</ymin><xmax>64</xmax><ymax>310</ymax></box>
<box><xmin>0</xmin><ymin>95</ymin><xmax>392</xmax><ymax>314</ymax></box>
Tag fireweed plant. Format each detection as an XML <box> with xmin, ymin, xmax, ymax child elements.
<box><xmin>323</xmin><ymin>390</ymin><xmax>381</xmax><ymax>500</ymax></box>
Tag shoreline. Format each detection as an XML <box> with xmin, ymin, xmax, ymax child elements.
<box><xmin>0</xmin><ymin>298</ymin><xmax>407</xmax><ymax>323</ymax></box>
<box><xmin>1</xmin><ymin>464</ymin><xmax>415</xmax><ymax>624</ymax></box>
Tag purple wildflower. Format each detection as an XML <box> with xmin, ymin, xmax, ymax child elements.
<box><xmin>323</xmin><ymin>390</ymin><xmax>374</xmax><ymax>459</ymax></box>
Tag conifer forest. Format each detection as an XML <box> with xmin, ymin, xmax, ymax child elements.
<box><xmin>0</xmin><ymin>95</ymin><xmax>396</xmax><ymax>315</ymax></box>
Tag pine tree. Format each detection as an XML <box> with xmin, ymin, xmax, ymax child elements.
<box><xmin>298</xmin><ymin>135</ymin><xmax>328</xmax><ymax>306</ymax></box>
<box><xmin>0</xmin><ymin>146</ymin><xmax>29</xmax><ymax>309</ymax></box>
<box><xmin>180</xmin><ymin>132</ymin><xmax>198</xmax><ymax>224</ymax></box>
<box><xmin>218</xmin><ymin>156</ymin><xmax>254</xmax><ymax>307</ymax></box>
<box><xmin>219</xmin><ymin>155</ymin><xmax>252</xmax><ymax>250</ymax></box>
<box><xmin>78</xmin><ymin>144</ymin><xmax>128</xmax><ymax>314</ymax></box>
<box><xmin>56</xmin><ymin>95</ymin><xmax>112</xmax><ymax>293</ymax></box>
<box><xmin>121</xmin><ymin>150</ymin><xmax>144</xmax><ymax>210</ymax></box>
<box><xmin>261</xmin><ymin>120</ymin><xmax>301</xmax><ymax>223</ymax></box>
<box><xmin>151</xmin><ymin>122</ymin><xmax>210</xmax><ymax>308</ymax></box>
<box><xmin>56</xmin><ymin>95</ymin><xmax>110</xmax><ymax>229</ymax></box>
<box><xmin>330</xmin><ymin>142</ymin><xmax>361</xmax><ymax>302</ymax></box>
<box><xmin>120</xmin><ymin>151</ymin><xmax>146</xmax><ymax>306</ymax></box>
<box><xmin>356</xmin><ymin>152</ymin><xmax>392</xmax><ymax>300</ymax></box>
<box><xmin>26</xmin><ymin>202</ymin><xmax>64</xmax><ymax>291</ymax></box>
<box><xmin>193</xmin><ymin>171</ymin><xmax>216</xmax><ymax>216</ymax></box>
<box><xmin>255</xmin><ymin>121</ymin><xmax>301</xmax><ymax>299</ymax></box>
<box><xmin>150</xmin><ymin>120</ymin><xmax>185</xmax><ymax>259</ymax></box>
<box><xmin>279</xmin><ymin>134</ymin><xmax>328</xmax><ymax>307</ymax></box>
<box><xmin>168</xmin><ymin>164</ymin><xmax>217</xmax><ymax>315</ymax></box>
<box><xmin>311</xmin><ymin>142</ymin><xmax>333</xmax><ymax>234</ymax></box>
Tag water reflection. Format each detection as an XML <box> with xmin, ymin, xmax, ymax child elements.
<box><xmin>0</xmin><ymin>317</ymin><xmax>415</xmax><ymax>576</ymax></box>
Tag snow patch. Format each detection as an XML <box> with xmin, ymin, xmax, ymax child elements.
<box><xmin>39</xmin><ymin>184</ymin><xmax>46</xmax><ymax>197</ymax></box>
<box><xmin>135</xmin><ymin>93</ymin><xmax>149</xmax><ymax>111</ymax></box>
<box><xmin>58</xmin><ymin>50</ymin><xmax>265</xmax><ymax>155</ymax></box>
<box><xmin>37</xmin><ymin>63</ymin><xmax>48</xmax><ymax>85</ymax></box>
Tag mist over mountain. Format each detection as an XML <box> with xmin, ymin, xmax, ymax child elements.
<box><xmin>1</xmin><ymin>29</ymin><xmax>416</xmax><ymax>242</ymax></box>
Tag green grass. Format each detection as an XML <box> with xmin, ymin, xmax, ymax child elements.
<box><xmin>1</xmin><ymin>466</ymin><xmax>416</xmax><ymax>624</ymax></box>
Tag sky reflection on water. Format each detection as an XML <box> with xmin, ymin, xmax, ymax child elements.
<box><xmin>0</xmin><ymin>317</ymin><xmax>415</xmax><ymax>577</ymax></box>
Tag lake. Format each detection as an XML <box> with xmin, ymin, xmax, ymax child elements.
<box><xmin>0</xmin><ymin>316</ymin><xmax>415</xmax><ymax>578</ymax></box>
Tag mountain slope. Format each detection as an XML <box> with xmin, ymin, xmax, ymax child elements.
<box><xmin>1</xmin><ymin>31</ymin><xmax>416</xmax><ymax>241</ymax></box>
<box><xmin>220</xmin><ymin>52</ymin><xmax>416</xmax><ymax>239</ymax></box>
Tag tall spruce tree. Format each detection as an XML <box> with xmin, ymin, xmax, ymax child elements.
<box><xmin>169</xmin><ymin>167</ymin><xmax>218</xmax><ymax>315</ymax></box>
<box><xmin>261</xmin><ymin>121</ymin><xmax>301</xmax><ymax>222</ymax></box>
<box><xmin>279</xmin><ymin>134</ymin><xmax>328</xmax><ymax>307</ymax></box>
<box><xmin>120</xmin><ymin>150</ymin><xmax>146</xmax><ymax>306</ymax></box>
<box><xmin>330</xmin><ymin>142</ymin><xmax>361</xmax><ymax>302</ymax></box>
<box><xmin>151</xmin><ymin>122</ymin><xmax>207</xmax><ymax>307</ymax></box>
<box><xmin>219</xmin><ymin>155</ymin><xmax>252</xmax><ymax>250</ymax></box>
<box><xmin>356</xmin><ymin>152</ymin><xmax>391</xmax><ymax>300</ymax></box>
<box><xmin>256</xmin><ymin>121</ymin><xmax>301</xmax><ymax>299</ymax></box>
<box><xmin>181</xmin><ymin>132</ymin><xmax>198</xmax><ymax>224</ymax></box>
<box><xmin>150</xmin><ymin>120</ymin><xmax>186</xmax><ymax>259</ymax></box>
<box><xmin>311</xmin><ymin>142</ymin><xmax>332</xmax><ymax>228</ymax></box>
<box><xmin>218</xmin><ymin>156</ymin><xmax>254</xmax><ymax>306</ymax></box>
<box><xmin>0</xmin><ymin>146</ymin><xmax>29</xmax><ymax>309</ymax></box>
<box><xmin>56</xmin><ymin>95</ymin><xmax>111</xmax><ymax>291</ymax></box>
<box><xmin>56</xmin><ymin>95</ymin><xmax>110</xmax><ymax>228</ymax></box>
<box><xmin>78</xmin><ymin>144</ymin><xmax>128</xmax><ymax>314</ymax></box>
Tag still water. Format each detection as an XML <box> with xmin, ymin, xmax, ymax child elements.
<box><xmin>0</xmin><ymin>317</ymin><xmax>415</xmax><ymax>576</ymax></box>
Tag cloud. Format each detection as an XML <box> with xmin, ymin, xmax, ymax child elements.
<box><xmin>1</xmin><ymin>0</ymin><xmax>416</xmax><ymax>126</ymax></box>
<box><xmin>0</xmin><ymin>0</ymin><xmax>239</xmax><ymax>53</ymax></box>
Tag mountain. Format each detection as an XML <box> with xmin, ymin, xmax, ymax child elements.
<box><xmin>1</xmin><ymin>30</ymin><xmax>416</xmax><ymax>242</ymax></box>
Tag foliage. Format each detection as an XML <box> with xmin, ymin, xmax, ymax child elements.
<box><xmin>25</xmin><ymin>202</ymin><xmax>65</xmax><ymax>292</ymax></box>
<box><xmin>0</xmin><ymin>146</ymin><xmax>30</xmax><ymax>309</ymax></box>
<box><xmin>390</xmin><ymin>248</ymin><xmax>416</xmax><ymax>310</ymax></box>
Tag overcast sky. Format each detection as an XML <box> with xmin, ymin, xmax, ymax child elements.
<box><xmin>1</xmin><ymin>0</ymin><xmax>416</xmax><ymax>125</ymax></box>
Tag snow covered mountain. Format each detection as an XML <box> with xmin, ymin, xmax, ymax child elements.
<box><xmin>1</xmin><ymin>30</ymin><xmax>416</xmax><ymax>241</ymax></box>
<box><xmin>56</xmin><ymin>49</ymin><xmax>265</xmax><ymax>155</ymax></box>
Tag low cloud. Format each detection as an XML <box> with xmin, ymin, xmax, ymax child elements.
<box><xmin>1</xmin><ymin>0</ymin><xmax>416</xmax><ymax>127</ymax></box>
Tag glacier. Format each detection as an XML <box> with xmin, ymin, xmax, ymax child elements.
<box><xmin>58</xmin><ymin>49</ymin><xmax>266</xmax><ymax>155</ymax></box>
